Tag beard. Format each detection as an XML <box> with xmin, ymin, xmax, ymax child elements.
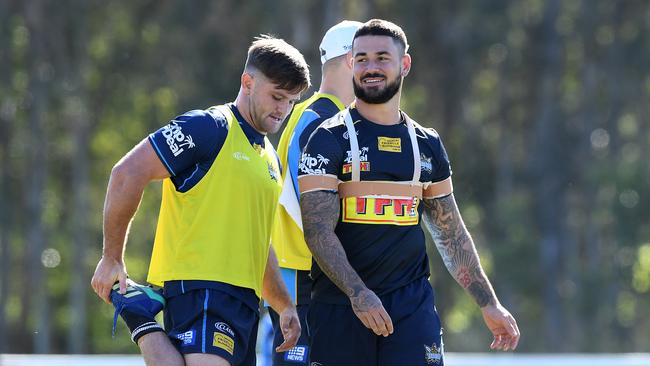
<box><xmin>353</xmin><ymin>73</ymin><xmax>402</xmax><ymax>104</ymax></box>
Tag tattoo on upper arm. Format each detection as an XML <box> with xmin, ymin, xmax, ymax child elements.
<box><xmin>422</xmin><ymin>194</ymin><xmax>495</xmax><ymax>307</ymax></box>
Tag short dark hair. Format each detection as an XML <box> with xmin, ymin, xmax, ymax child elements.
<box><xmin>353</xmin><ymin>19</ymin><xmax>409</xmax><ymax>53</ymax></box>
<box><xmin>245</xmin><ymin>35</ymin><xmax>311</xmax><ymax>93</ymax></box>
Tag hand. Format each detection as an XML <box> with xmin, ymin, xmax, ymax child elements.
<box><xmin>480</xmin><ymin>303</ymin><xmax>520</xmax><ymax>351</ymax></box>
<box><xmin>90</xmin><ymin>256</ymin><xmax>128</xmax><ymax>304</ymax></box>
<box><xmin>350</xmin><ymin>288</ymin><xmax>393</xmax><ymax>337</ymax></box>
<box><xmin>275</xmin><ymin>305</ymin><xmax>301</xmax><ymax>352</ymax></box>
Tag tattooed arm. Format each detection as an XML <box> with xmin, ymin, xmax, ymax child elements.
<box><xmin>422</xmin><ymin>193</ymin><xmax>520</xmax><ymax>350</ymax></box>
<box><xmin>300</xmin><ymin>190</ymin><xmax>393</xmax><ymax>337</ymax></box>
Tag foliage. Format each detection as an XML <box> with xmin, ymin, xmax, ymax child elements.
<box><xmin>1</xmin><ymin>0</ymin><xmax>649</xmax><ymax>353</ymax></box>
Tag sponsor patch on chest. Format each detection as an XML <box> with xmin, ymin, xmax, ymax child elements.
<box><xmin>377</xmin><ymin>136</ymin><xmax>402</xmax><ymax>152</ymax></box>
<box><xmin>341</xmin><ymin>196</ymin><xmax>419</xmax><ymax>226</ymax></box>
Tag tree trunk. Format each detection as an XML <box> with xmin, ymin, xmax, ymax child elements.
<box><xmin>24</xmin><ymin>0</ymin><xmax>50</xmax><ymax>353</ymax></box>
<box><xmin>529</xmin><ymin>0</ymin><xmax>567</xmax><ymax>351</ymax></box>
<box><xmin>63</xmin><ymin>0</ymin><xmax>91</xmax><ymax>352</ymax></box>
<box><xmin>0</xmin><ymin>0</ymin><xmax>12</xmax><ymax>353</ymax></box>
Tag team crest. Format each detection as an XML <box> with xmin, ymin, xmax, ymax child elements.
<box><xmin>420</xmin><ymin>153</ymin><xmax>433</xmax><ymax>174</ymax></box>
<box><xmin>268</xmin><ymin>162</ymin><xmax>279</xmax><ymax>182</ymax></box>
<box><xmin>424</xmin><ymin>342</ymin><xmax>443</xmax><ymax>365</ymax></box>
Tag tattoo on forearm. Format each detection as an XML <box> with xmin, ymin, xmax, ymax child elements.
<box><xmin>301</xmin><ymin>191</ymin><xmax>366</xmax><ymax>299</ymax></box>
<box><xmin>422</xmin><ymin>194</ymin><xmax>496</xmax><ymax>307</ymax></box>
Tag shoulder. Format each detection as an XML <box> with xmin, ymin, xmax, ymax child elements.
<box><xmin>318</xmin><ymin>109</ymin><xmax>347</xmax><ymax>131</ymax></box>
<box><xmin>308</xmin><ymin>98</ymin><xmax>340</xmax><ymax>119</ymax></box>
<box><xmin>408</xmin><ymin>118</ymin><xmax>443</xmax><ymax>145</ymax></box>
<box><xmin>167</xmin><ymin>108</ymin><xmax>228</xmax><ymax>132</ymax></box>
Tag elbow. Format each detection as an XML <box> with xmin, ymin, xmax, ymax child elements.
<box><xmin>109</xmin><ymin>159</ymin><xmax>145</xmax><ymax>189</ymax></box>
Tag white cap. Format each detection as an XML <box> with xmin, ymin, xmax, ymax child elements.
<box><xmin>319</xmin><ymin>20</ymin><xmax>363</xmax><ymax>64</ymax></box>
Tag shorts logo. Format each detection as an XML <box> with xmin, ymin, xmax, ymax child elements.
<box><xmin>175</xmin><ymin>329</ymin><xmax>196</xmax><ymax>346</ymax></box>
<box><xmin>424</xmin><ymin>342</ymin><xmax>443</xmax><ymax>365</ymax></box>
<box><xmin>377</xmin><ymin>136</ymin><xmax>402</xmax><ymax>152</ymax></box>
<box><xmin>161</xmin><ymin>120</ymin><xmax>195</xmax><ymax>157</ymax></box>
<box><xmin>284</xmin><ymin>345</ymin><xmax>309</xmax><ymax>363</ymax></box>
<box><xmin>214</xmin><ymin>322</ymin><xmax>235</xmax><ymax>337</ymax></box>
<box><xmin>299</xmin><ymin>153</ymin><xmax>330</xmax><ymax>175</ymax></box>
<box><xmin>213</xmin><ymin>332</ymin><xmax>235</xmax><ymax>355</ymax></box>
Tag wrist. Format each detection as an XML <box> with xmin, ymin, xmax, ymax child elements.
<box><xmin>101</xmin><ymin>253</ymin><xmax>124</xmax><ymax>264</ymax></box>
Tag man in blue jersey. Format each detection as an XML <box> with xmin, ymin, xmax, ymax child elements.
<box><xmin>91</xmin><ymin>36</ymin><xmax>311</xmax><ymax>366</ymax></box>
<box><xmin>298</xmin><ymin>20</ymin><xmax>520</xmax><ymax>365</ymax></box>
<box><xmin>269</xmin><ymin>20</ymin><xmax>361</xmax><ymax>365</ymax></box>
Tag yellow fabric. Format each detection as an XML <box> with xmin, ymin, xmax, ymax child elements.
<box><xmin>147</xmin><ymin>105</ymin><xmax>282</xmax><ymax>297</ymax></box>
<box><xmin>271</xmin><ymin>93</ymin><xmax>345</xmax><ymax>270</ymax></box>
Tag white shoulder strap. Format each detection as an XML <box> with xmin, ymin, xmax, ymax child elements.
<box><xmin>342</xmin><ymin>109</ymin><xmax>361</xmax><ymax>182</ymax></box>
<box><xmin>403</xmin><ymin>112</ymin><xmax>421</xmax><ymax>183</ymax></box>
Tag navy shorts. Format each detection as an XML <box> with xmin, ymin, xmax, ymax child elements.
<box><xmin>270</xmin><ymin>304</ymin><xmax>310</xmax><ymax>365</ymax></box>
<box><xmin>268</xmin><ymin>269</ymin><xmax>312</xmax><ymax>365</ymax></box>
<box><xmin>308</xmin><ymin>277</ymin><xmax>444</xmax><ymax>366</ymax></box>
<box><xmin>163</xmin><ymin>281</ymin><xmax>260</xmax><ymax>366</ymax></box>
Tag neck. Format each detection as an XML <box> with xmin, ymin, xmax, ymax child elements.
<box><xmin>319</xmin><ymin>70</ymin><xmax>355</xmax><ymax>106</ymax></box>
<box><xmin>234</xmin><ymin>89</ymin><xmax>266</xmax><ymax>135</ymax></box>
<box><xmin>354</xmin><ymin>92</ymin><xmax>402</xmax><ymax>125</ymax></box>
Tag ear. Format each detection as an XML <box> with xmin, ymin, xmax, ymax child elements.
<box><xmin>401</xmin><ymin>53</ymin><xmax>412</xmax><ymax>77</ymax></box>
<box><xmin>345</xmin><ymin>50</ymin><xmax>354</xmax><ymax>70</ymax></box>
<box><xmin>241</xmin><ymin>72</ymin><xmax>254</xmax><ymax>95</ymax></box>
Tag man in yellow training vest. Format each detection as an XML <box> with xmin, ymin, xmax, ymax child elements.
<box><xmin>268</xmin><ymin>20</ymin><xmax>361</xmax><ymax>366</ymax></box>
<box><xmin>91</xmin><ymin>36</ymin><xmax>311</xmax><ymax>366</ymax></box>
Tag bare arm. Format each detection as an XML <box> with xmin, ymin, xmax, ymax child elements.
<box><xmin>262</xmin><ymin>247</ymin><xmax>300</xmax><ymax>352</ymax></box>
<box><xmin>300</xmin><ymin>190</ymin><xmax>393</xmax><ymax>336</ymax></box>
<box><xmin>91</xmin><ymin>138</ymin><xmax>170</xmax><ymax>303</ymax></box>
<box><xmin>421</xmin><ymin>194</ymin><xmax>496</xmax><ymax>306</ymax></box>
<box><xmin>422</xmin><ymin>192</ymin><xmax>520</xmax><ymax>350</ymax></box>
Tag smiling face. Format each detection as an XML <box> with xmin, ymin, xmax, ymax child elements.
<box><xmin>351</xmin><ymin>35</ymin><xmax>410</xmax><ymax>104</ymax></box>
<box><xmin>243</xmin><ymin>71</ymin><xmax>301</xmax><ymax>134</ymax></box>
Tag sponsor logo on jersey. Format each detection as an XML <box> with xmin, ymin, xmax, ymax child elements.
<box><xmin>377</xmin><ymin>136</ymin><xmax>402</xmax><ymax>152</ymax></box>
<box><xmin>232</xmin><ymin>152</ymin><xmax>250</xmax><ymax>161</ymax></box>
<box><xmin>424</xmin><ymin>342</ymin><xmax>443</xmax><ymax>365</ymax></box>
<box><xmin>213</xmin><ymin>332</ymin><xmax>235</xmax><ymax>355</ymax></box>
<box><xmin>341</xmin><ymin>196</ymin><xmax>419</xmax><ymax>225</ymax></box>
<box><xmin>342</xmin><ymin>128</ymin><xmax>359</xmax><ymax>140</ymax></box>
<box><xmin>420</xmin><ymin>153</ymin><xmax>433</xmax><ymax>174</ymax></box>
<box><xmin>342</xmin><ymin>161</ymin><xmax>371</xmax><ymax>174</ymax></box>
<box><xmin>175</xmin><ymin>329</ymin><xmax>196</xmax><ymax>346</ymax></box>
<box><xmin>299</xmin><ymin>153</ymin><xmax>330</xmax><ymax>175</ymax></box>
<box><xmin>161</xmin><ymin>120</ymin><xmax>195</xmax><ymax>157</ymax></box>
<box><xmin>344</xmin><ymin>147</ymin><xmax>369</xmax><ymax>164</ymax></box>
<box><xmin>284</xmin><ymin>345</ymin><xmax>309</xmax><ymax>363</ymax></box>
<box><xmin>214</xmin><ymin>322</ymin><xmax>235</xmax><ymax>337</ymax></box>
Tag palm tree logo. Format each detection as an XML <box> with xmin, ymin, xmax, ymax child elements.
<box><xmin>316</xmin><ymin>154</ymin><xmax>330</xmax><ymax>168</ymax></box>
<box><xmin>178</xmin><ymin>135</ymin><xmax>195</xmax><ymax>149</ymax></box>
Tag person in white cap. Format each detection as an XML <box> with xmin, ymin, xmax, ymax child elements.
<box><xmin>267</xmin><ymin>19</ymin><xmax>362</xmax><ymax>366</ymax></box>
